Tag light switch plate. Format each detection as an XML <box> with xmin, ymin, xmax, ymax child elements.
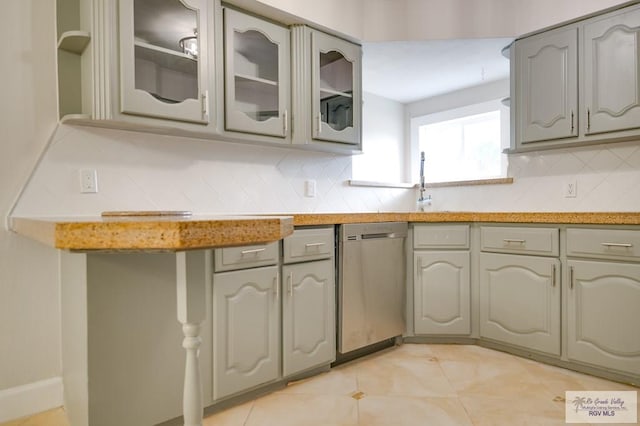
<box><xmin>305</xmin><ymin>180</ymin><xmax>316</xmax><ymax>197</ymax></box>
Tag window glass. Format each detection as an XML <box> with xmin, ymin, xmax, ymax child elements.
<box><xmin>412</xmin><ymin>99</ymin><xmax>508</xmax><ymax>184</ymax></box>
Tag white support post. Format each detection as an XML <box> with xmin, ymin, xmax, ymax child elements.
<box><xmin>176</xmin><ymin>251</ymin><xmax>207</xmax><ymax>426</ymax></box>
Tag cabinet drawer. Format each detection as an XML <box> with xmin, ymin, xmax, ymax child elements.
<box><xmin>567</xmin><ymin>228</ymin><xmax>640</xmax><ymax>261</ymax></box>
<box><xmin>414</xmin><ymin>225</ymin><xmax>469</xmax><ymax>249</ymax></box>
<box><xmin>481</xmin><ymin>226</ymin><xmax>559</xmax><ymax>256</ymax></box>
<box><xmin>214</xmin><ymin>241</ymin><xmax>280</xmax><ymax>272</ymax></box>
<box><xmin>283</xmin><ymin>227</ymin><xmax>334</xmax><ymax>264</ymax></box>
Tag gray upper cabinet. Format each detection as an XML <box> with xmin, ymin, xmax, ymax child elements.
<box><xmin>311</xmin><ymin>31</ymin><xmax>361</xmax><ymax>145</ymax></box>
<box><xmin>583</xmin><ymin>6</ymin><xmax>640</xmax><ymax>135</ymax></box>
<box><xmin>291</xmin><ymin>26</ymin><xmax>362</xmax><ymax>150</ymax></box>
<box><xmin>513</xmin><ymin>3</ymin><xmax>640</xmax><ymax>151</ymax></box>
<box><xmin>56</xmin><ymin>0</ymin><xmax>362</xmax><ymax>153</ymax></box>
<box><xmin>223</xmin><ymin>8</ymin><xmax>290</xmax><ymax>138</ymax></box>
<box><xmin>516</xmin><ymin>26</ymin><xmax>578</xmax><ymax>145</ymax></box>
<box><xmin>119</xmin><ymin>0</ymin><xmax>211</xmax><ymax>124</ymax></box>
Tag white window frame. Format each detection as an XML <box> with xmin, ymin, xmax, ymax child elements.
<box><xmin>410</xmin><ymin>98</ymin><xmax>509</xmax><ymax>184</ymax></box>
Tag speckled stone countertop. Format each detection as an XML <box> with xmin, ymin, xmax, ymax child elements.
<box><xmin>10</xmin><ymin>212</ymin><xmax>640</xmax><ymax>251</ymax></box>
<box><xmin>292</xmin><ymin>212</ymin><xmax>640</xmax><ymax>226</ymax></box>
<box><xmin>10</xmin><ymin>215</ymin><xmax>294</xmax><ymax>251</ymax></box>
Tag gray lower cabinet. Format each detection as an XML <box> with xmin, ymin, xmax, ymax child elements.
<box><xmin>282</xmin><ymin>259</ymin><xmax>335</xmax><ymax>376</ymax></box>
<box><xmin>567</xmin><ymin>260</ymin><xmax>640</xmax><ymax>376</ymax></box>
<box><xmin>412</xmin><ymin>224</ymin><xmax>471</xmax><ymax>335</ymax></box>
<box><xmin>213</xmin><ymin>265</ymin><xmax>280</xmax><ymax>400</ymax></box>
<box><xmin>566</xmin><ymin>227</ymin><xmax>640</xmax><ymax>377</ymax></box>
<box><xmin>479</xmin><ymin>252</ymin><xmax>561</xmax><ymax>356</ymax></box>
<box><xmin>414</xmin><ymin>251</ymin><xmax>470</xmax><ymax>335</ymax></box>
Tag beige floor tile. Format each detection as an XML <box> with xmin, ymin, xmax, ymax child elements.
<box><xmin>0</xmin><ymin>408</ymin><xmax>69</xmax><ymax>426</ymax></box>
<box><xmin>517</xmin><ymin>357</ymin><xmax>640</xmax><ymax>402</ymax></box>
<box><xmin>460</xmin><ymin>393</ymin><xmax>566</xmax><ymax>426</ymax></box>
<box><xmin>355</xmin><ymin>350</ymin><xmax>457</xmax><ymax>398</ymax></box>
<box><xmin>358</xmin><ymin>395</ymin><xmax>473</xmax><ymax>426</ymax></box>
<box><xmin>438</xmin><ymin>352</ymin><xmax>556</xmax><ymax>400</ymax></box>
<box><xmin>276</xmin><ymin>367</ymin><xmax>358</xmax><ymax>396</ymax></box>
<box><xmin>244</xmin><ymin>393</ymin><xmax>358</xmax><ymax>426</ymax></box>
<box><xmin>203</xmin><ymin>400</ymin><xmax>254</xmax><ymax>426</ymax></box>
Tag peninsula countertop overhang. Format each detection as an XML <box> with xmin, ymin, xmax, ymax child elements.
<box><xmin>10</xmin><ymin>212</ymin><xmax>640</xmax><ymax>251</ymax></box>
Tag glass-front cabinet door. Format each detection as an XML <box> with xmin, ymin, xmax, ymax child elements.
<box><xmin>311</xmin><ymin>31</ymin><xmax>361</xmax><ymax>145</ymax></box>
<box><xmin>224</xmin><ymin>8</ymin><xmax>290</xmax><ymax>138</ymax></box>
<box><xmin>119</xmin><ymin>0</ymin><xmax>210</xmax><ymax>124</ymax></box>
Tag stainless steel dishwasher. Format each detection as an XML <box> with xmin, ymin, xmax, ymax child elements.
<box><xmin>337</xmin><ymin>222</ymin><xmax>408</xmax><ymax>359</ymax></box>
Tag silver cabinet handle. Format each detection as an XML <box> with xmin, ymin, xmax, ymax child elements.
<box><xmin>288</xmin><ymin>272</ymin><xmax>293</xmax><ymax>296</ymax></box>
<box><xmin>201</xmin><ymin>90</ymin><xmax>209</xmax><ymax>121</ymax></box>
<box><xmin>570</xmin><ymin>110</ymin><xmax>574</xmax><ymax>133</ymax></box>
<box><xmin>587</xmin><ymin>108</ymin><xmax>591</xmax><ymax>131</ymax></box>
<box><xmin>569</xmin><ymin>266</ymin><xmax>574</xmax><ymax>290</ymax></box>
<box><xmin>241</xmin><ymin>248</ymin><xmax>266</xmax><ymax>255</ymax></box>
<box><xmin>283</xmin><ymin>109</ymin><xmax>288</xmax><ymax>135</ymax></box>
<box><xmin>601</xmin><ymin>242</ymin><xmax>633</xmax><ymax>248</ymax></box>
<box><xmin>274</xmin><ymin>272</ymin><xmax>279</xmax><ymax>300</ymax></box>
<box><xmin>305</xmin><ymin>242</ymin><xmax>325</xmax><ymax>248</ymax></box>
<box><xmin>552</xmin><ymin>264</ymin><xmax>556</xmax><ymax>287</ymax></box>
<box><xmin>503</xmin><ymin>238</ymin><xmax>525</xmax><ymax>244</ymax></box>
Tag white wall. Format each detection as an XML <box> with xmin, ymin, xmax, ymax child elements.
<box><xmin>362</xmin><ymin>0</ymin><xmax>632</xmax><ymax>41</ymax></box>
<box><xmin>353</xmin><ymin>92</ymin><xmax>406</xmax><ymax>183</ymax></box>
<box><xmin>0</xmin><ymin>1</ymin><xmax>64</xmax><ymax>421</ymax></box>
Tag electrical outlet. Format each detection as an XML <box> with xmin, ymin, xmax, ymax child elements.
<box><xmin>80</xmin><ymin>169</ymin><xmax>98</xmax><ymax>193</ymax></box>
<box><xmin>305</xmin><ymin>180</ymin><xmax>316</xmax><ymax>197</ymax></box>
<box><xmin>564</xmin><ymin>180</ymin><xmax>577</xmax><ymax>198</ymax></box>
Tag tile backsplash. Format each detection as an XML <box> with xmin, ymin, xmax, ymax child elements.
<box><xmin>427</xmin><ymin>140</ymin><xmax>640</xmax><ymax>212</ymax></box>
<box><xmin>12</xmin><ymin>125</ymin><xmax>640</xmax><ymax>217</ymax></box>
<box><xmin>12</xmin><ymin>125</ymin><xmax>415</xmax><ymax>216</ymax></box>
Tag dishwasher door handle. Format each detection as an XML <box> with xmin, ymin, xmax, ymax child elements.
<box><xmin>361</xmin><ymin>232</ymin><xmax>396</xmax><ymax>240</ymax></box>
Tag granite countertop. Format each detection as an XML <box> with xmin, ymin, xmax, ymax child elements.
<box><xmin>10</xmin><ymin>212</ymin><xmax>640</xmax><ymax>251</ymax></box>
<box><xmin>292</xmin><ymin>212</ymin><xmax>640</xmax><ymax>226</ymax></box>
<box><xmin>10</xmin><ymin>215</ymin><xmax>295</xmax><ymax>251</ymax></box>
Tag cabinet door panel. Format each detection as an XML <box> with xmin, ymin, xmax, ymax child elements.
<box><xmin>480</xmin><ymin>253</ymin><xmax>560</xmax><ymax>355</ymax></box>
<box><xmin>516</xmin><ymin>27</ymin><xmax>578</xmax><ymax>144</ymax></box>
<box><xmin>224</xmin><ymin>8</ymin><xmax>290</xmax><ymax>137</ymax></box>
<box><xmin>414</xmin><ymin>251</ymin><xmax>470</xmax><ymax>335</ymax></box>
<box><xmin>119</xmin><ymin>0</ymin><xmax>210</xmax><ymax>123</ymax></box>
<box><xmin>282</xmin><ymin>260</ymin><xmax>335</xmax><ymax>376</ymax></box>
<box><xmin>584</xmin><ymin>6</ymin><xmax>640</xmax><ymax>135</ymax></box>
<box><xmin>311</xmin><ymin>31</ymin><xmax>361</xmax><ymax>145</ymax></box>
<box><xmin>213</xmin><ymin>266</ymin><xmax>279</xmax><ymax>399</ymax></box>
<box><xmin>567</xmin><ymin>260</ymin><xmax>640</xmax><ymax>375</ymax></box>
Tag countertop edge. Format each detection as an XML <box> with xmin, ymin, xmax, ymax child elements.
<box><xmin>11</xmin><ymin>216</ymin><xmax>295</xmax><ymax>251</ymax></box>
<box><xmin>11</xmin><ymin>212</ymin><xmax>640</xmax><ymax>251</ymax></box>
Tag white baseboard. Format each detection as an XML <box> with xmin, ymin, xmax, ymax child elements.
<box><xmin>0</xmin><ymin>377</ymin><xmax>63</xmax><ymax>423</ymax></box>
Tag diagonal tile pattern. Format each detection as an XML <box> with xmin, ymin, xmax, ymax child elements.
<box><xmin>203</xmin><ymin>344</ymin><xmax>639</xmax><ymax>426</ymax></box>
<box><xmin>5</xmin><ymin>344</ymin><xmax>639</xmax><ymax>426</ymax></box>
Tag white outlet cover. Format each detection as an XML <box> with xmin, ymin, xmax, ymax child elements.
<box><xmin>564</xmin><ymin>180</ymin><xmax>577</xmax><ymax>198</ymax></box>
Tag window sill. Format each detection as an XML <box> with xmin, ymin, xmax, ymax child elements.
<box><xmin>347</xmin><ymin>180</ymin><xmax>415</xmax><ymax>189</ymax></box>
<box><xmin>425</xmin><ymin>177</ymin><xmax>513</xmax><ymax>188</ymax></box>
<box><xmin>348</xmin><ymin>177</ymin><xmax>513</xmax><ymax>189</ymax></box>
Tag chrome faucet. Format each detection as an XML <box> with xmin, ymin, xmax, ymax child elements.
<box><xmin>417</xmin><ymin>151</ymin><xmax>431</xmax><ymax>211</ymax></box>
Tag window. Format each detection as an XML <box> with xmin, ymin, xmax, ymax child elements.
<box><xmin>411</xmin><ymin>99</ymin><xmax>509</xmax><ymax>184</ymax></box>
